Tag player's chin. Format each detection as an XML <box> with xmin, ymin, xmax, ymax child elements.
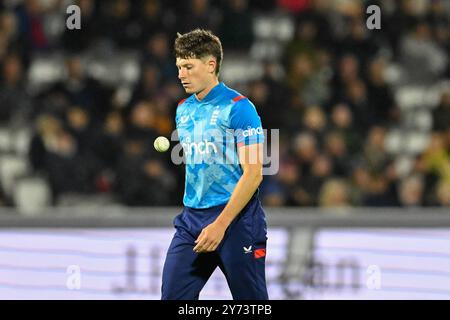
<box><xmin>184</xmin><ymin>87</ymin><xmax>195</xmax><ymax>94</ymax></box>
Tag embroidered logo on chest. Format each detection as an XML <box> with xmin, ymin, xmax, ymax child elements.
<box><xmin>209</xmin><ymin>106</ymin><xmax>220</xmax><ymax>125</ymax></box>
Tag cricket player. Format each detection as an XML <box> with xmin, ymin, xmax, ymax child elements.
<box><xmin>161</xmin><ymin>29</ymin><xmax>268</xmax><ymax>300</ymax></box>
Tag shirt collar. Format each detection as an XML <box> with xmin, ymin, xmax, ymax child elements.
<box><xmin>195</xmin><ymin>82</ymin><xmax>225</xmax><ymax>103</ymax></box>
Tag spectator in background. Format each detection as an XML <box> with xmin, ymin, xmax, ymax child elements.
<box><xmin>283</xmin><ymin>18</ymin><xmax>318</xmax><ymax>68</ymax></box>
<box><xmin>435</xmin><ymin>179</ymin><xmax>450</xmax><ymax>207</ymax></box>
<box><xmin>44</xmin><ymin>55</ymin><xmax>112</xmax><ymax>122</ymax></box>
<box><xmin>398</xmin><ymin>174</ymin><xmax>425</xmax><ymax>207</ymax></box>
<box><xmin>250</xmin><ymin>62</ymin><xmax>295</xmax><ymax>132</ymax></box>
<box><xmin>363</xmin><ymin>126</ymin><xmax>390</xmax><ymax>175</ymax></box>
<box><xmin>343</xmin><ymin>79</ymin><xmax>371</xmax><ymax>134</ymax></box>
<box><xmin>277</xmin><ymin>0</ymin><xmax>309</xmax><ymax>15</ymax></box>
<box><xmin>114</xmin><ymin>137</ymin><xmax>176</xmax><ymax>205</ymax></box>
<box><xmin>417</xmin><ymin>133</ymin><xmax>450</xmax><ymax>188</ymax></box>
<box><xmin>443</xmin><ymin>128</ymin><xmax>450</xmax><ymax>153</ymax></box>
<box><xmin>294</xmin><ymin>153</ymin><xmax>333</xmax><ymax>206</ymax></box>
<box><xmin>428</xmin><ymin>1</ymin><xmax>450</xmax><ymax>77</ymax></box>
<box><xmin>340</xmin><ymin>16</ymin><xmax>378</xmax><ymax>65</ymax></box>
<box><xmin>427</xmin><ymin>0</ymin><xmax>450</xmax><ymax>28</ymax></box>
<box><xmin>114</xmin><ymin>137</ymin><xmax>147</xmax><ymax>205</ymax></box>
<box><xmin>248</xmin><ymin>0</ymin><xmax>276</xmax><ymax>12</ymax></box>
<box><xmin>258</xmin><ymin>60</ymin><xmax>293</xmax><ymax>129</ymax></box>
<box><xmin>152</xmin><ymin>94</ymin><xmax>174</xmax><ymax>136</ymax></box>
<box><xmin>248</xmin><ymin>80</ymin><xmax>273</xmax><ymax>128</ymax></box>
<box><xmin>62</xmin><ymin>0</ymin><xmax>98</xmax><ymax>53</ymax></box>
<box><xmin>301</xmin><ymin>48</ymin><xmax>331</xmax><ymax>106</ymax></box>
<box><xmin>282</xmin><ymin>91</ymin><xmax>306</xmax><ymax>134</ymax></box>
<box><xmin>29</xmin><ymin>114</ymin><xmax>62</xmax><ymax>173</ymax></box>
<box><xmin>0</xmin><ymin>11</ymin><xmax>20</xmax><ymax>61</ymax></box>
<box><xmin>260</xmin><ymin>132</ymin><xmax>303</xmax><ymax>207</ymax></box>
<box><xmin>349</xmin><ymin>164</ymin><xmax>372</xmax><ymax>206</ymax></box>
<box><xmin>0</xmin><ymin>31</ymin><xmax>9</xmax><ymax>64</ymax></box>
<box><xmin>366</xmin><ymin>57</ymin><xmax>399</xmax><ymax>126</ymax></box>
<box><xmin>65</xmin><ymin>106</ymin><xmax>93</xmax><ymax>151</ymax></box>
<box><xmin>141</xmin><ymin>156</ymin><xmax>177</xmax><ymax>205</ymax></box>
<box><xmin>219</xmin><ymin>0</ymin><xmax>254</xmax><ymax>51</ymax></box>
<box><xmin>318</xmin><ymin>178</ymin><xmax>351</xmax><ymax>208</ymax></box>
<box><xmin>293</xmin><ymin>131</ymin><xmax>318</xmax><ymax>178</ymax></box>
<box><xmin>329</xmin><ymin>103</ymin><xmax>361</xmax><ymax>155</ymax></box>
<box><xmin>128</xmin><ymin>63</ymin><xmax>161</xmax><ymax>108</ymax></box>
<box><xmin>260</xmin><ymin>175</ymin><xmax>286</xmax><ymax>207</ymax></box>
<box><xmin>98</xmin><ymin>0</ymin><xmax>140</xmax><ymax>49</ymax></box>
<box><xmin>426</xmin><ymin>0</ymin><xmax>450</xmax><ymax>50</ymax></box>
<box><xmin>349</xmin><ymin>159</ymin><xmax>399</xmax><ymax>207</ymax></box>
<box><xmin>365</xmin><ymin>174</ymin><xmax>397</xmax><ymax>207</ymax></box>
<box><xmin>301</xmin><ymin>105</ymin><xmax>327</xmax><ymax>136</ymax></box>
<box><xmin>330</xmin><ymin>55</ymin><xmax>361</xmax><ymax>112</ymax></box>
<box><xmin>45</xmin><ymin>130</ymin><xmax>96</xmax><ymax>201</ymax></box>
<box><xmin>91</xmin><ymin>111</ymin><xmax>124</xmax><ymax>171</ymax></box>
<box><xmin>383</xmin><ymin>0</ymin><xmax>420</xmax><ymax>58</ymax></box>
<box><xmin>126</xmin><ymin>101</ymin><xmax>159</xmax><ymax>148</ymax></box>
<box><xmin>400</xmin><ymin>20</ymin><xmax>448</xmax><ymax>84</ymax></box>
<box><xmin>89</xmin><ymin>111</ymin><xmax>124</xmax><ymax>194</ymax></box>
<box><xmin>14</xmin><ymin>0</ymin><xmax>49</xmax><ymax>59</ymax></box>
<box><xmin>270</xmin><ymin>158</ymin><xmax>300</xmax><ymax>206</ymax></box>
<box><xmin>138</xmin><ymin>0</ymin><xmax>176</xmax><ymax>43</ymax></box>
<box><xmin>0</xmin><ymin>185</ymin><xmax>6</xmax><ymax>206</ymax></box>
<box><xmin>0</xmin><ymin>54</ymin><xmax>32</xmax><ymax>125</ymax></box>
<box><xmin>432</xmin><ymin>90</ymin><xmax>450</xmax><ymax>132</ymax></box>
<box><xmin>324</xmin><ymin>131</ymin><xmax>351</xmax><ymax>177</ymax></box>
<box><xmin>294</xmin><ymin>0</ymin><xmax>333</xmax><ymax>50</ymax></box>
<box><xmin>286</xmin><ymin>53</ymin><xmax>327</xmax><ymax>116</ymax></box>
<box><xmin>178</xmin><ymin>0</ymin><xmax>221</xmax><ymax>34</ymax></box>
<box><xmin>142</xmin><ymin>32</ymin><xmax>177</xmax><ymax>82</ymax></box>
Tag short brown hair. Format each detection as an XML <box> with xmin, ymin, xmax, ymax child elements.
<box><xmin>174</xmin><ymin>29</ymin><xmax>223</xmax><ymax>75</ymax></box>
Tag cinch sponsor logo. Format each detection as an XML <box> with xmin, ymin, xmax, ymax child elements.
<box><xmin>182</xmin><ymin>138</ymin><xmax>218</xmax><ymax>155</ymax></box>
<box><xmin>242</xmin><ymin>126</ymin><xmax>263</xmax><ymax>137</ymax></box>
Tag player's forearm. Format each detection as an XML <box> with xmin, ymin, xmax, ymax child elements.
<box><xmin>215</xmin><ymin>171</ymin><xmax>262</xmax><ymax>228</ymax></box>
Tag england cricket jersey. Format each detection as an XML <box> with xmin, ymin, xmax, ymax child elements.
<box><xmin>176</xmin><ymin>82</ymin><xmax>264</xmax><ymax>209</ymax></box>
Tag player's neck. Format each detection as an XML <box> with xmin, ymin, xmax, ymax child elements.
<box><xmin>195</xmin><ymin>78</ymin><xmax>220</xmax><ymax>102</ymax></box>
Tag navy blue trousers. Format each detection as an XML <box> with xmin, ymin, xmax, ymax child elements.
<box><xmin>161</xmin><ymin>196</ymin><xmax>268</xmax><ymax>300</ymax></box>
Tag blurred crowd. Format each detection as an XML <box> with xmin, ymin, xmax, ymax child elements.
<box><xmin>0</xmin><ymin>0</ymin><xmax>449</xmax><ymax>208</ymax></box>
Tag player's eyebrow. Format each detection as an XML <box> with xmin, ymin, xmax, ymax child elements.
<box><xmin>176</xmin><ymin>62</ymin><xmax>193</xmax><ymax>68</ymax></box>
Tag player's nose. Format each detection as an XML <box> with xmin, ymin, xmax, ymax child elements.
<box><xmin>178</xmin><ymin>69</ymin><xmax>186</xmax><ymax>80</ymax></box>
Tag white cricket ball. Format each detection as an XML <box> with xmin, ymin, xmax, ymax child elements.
<box><xmin>154</xmin><ymin>136</ymin><xmax>170</xmax><ymax>152</ymax></box>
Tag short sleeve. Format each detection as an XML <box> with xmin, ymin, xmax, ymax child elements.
<box><xmin>229</xmin><ymin>98</ymin><xmax>265</xmax><ymax>147</ymax></box>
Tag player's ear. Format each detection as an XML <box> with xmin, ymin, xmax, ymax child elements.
<box><xmin>207</xmin><ymin>58</ymin><xmax>216</xmax><ymax>74</ymax></box>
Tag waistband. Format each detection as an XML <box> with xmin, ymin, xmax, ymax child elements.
<box><xmin>184</xmin><ymin>191</ymin><xmax>259</xmax><ymax>214</ymax></box>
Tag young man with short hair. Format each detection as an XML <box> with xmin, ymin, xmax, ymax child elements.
<box><xmin>161</xmin><ymin>29</ymin><xmax>268</xmax><ymax>300</ymax></box>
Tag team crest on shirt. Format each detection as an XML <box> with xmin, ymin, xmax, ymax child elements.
<box><xmin>243</xmin><ymin>246</ymin><xmax>252</xmax><ymax>254</ymax></box>
<box><xmin>209</xmin><ymin>106</ymin><xmax>220</xmax><ymax>125</ymax></box>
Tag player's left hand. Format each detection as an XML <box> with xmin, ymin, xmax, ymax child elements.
<box><xmin>193</xmin><ymin>221</ymin><xmax>226</xmax><ymax>253</ymax></box>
